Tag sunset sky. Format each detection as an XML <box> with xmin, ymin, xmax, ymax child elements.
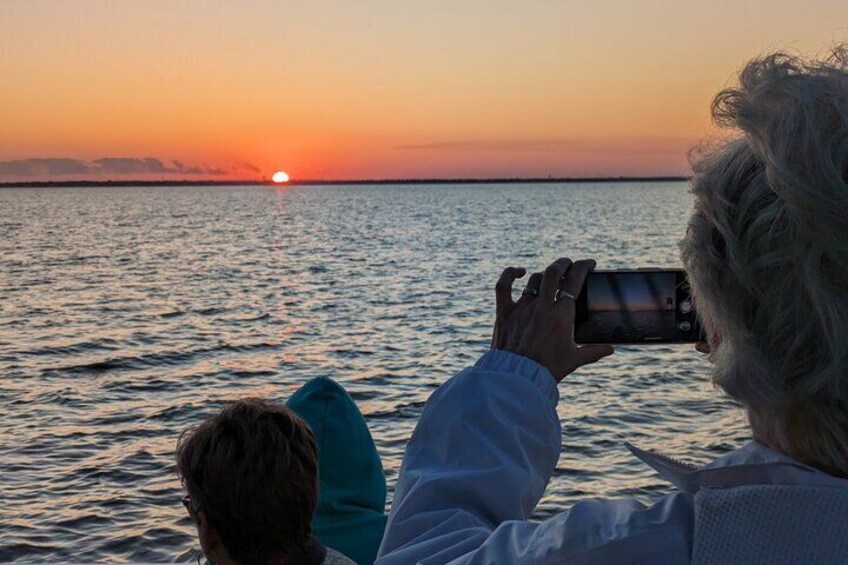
<box><xmin>1</xmin><ymin>1</ymin><xmax>845</xmax><ymax>182</ymax></box>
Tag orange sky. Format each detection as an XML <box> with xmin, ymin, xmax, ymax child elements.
<box><xmin>1</xmin><ymin>1</ymin><xmax>845</xmax><ymax>181</ymax></box>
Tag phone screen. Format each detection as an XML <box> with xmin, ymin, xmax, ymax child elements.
<box><xmin>574</xmin><ymin>270</ymin><xmax>703</xmax><ymax>344</ymax></box>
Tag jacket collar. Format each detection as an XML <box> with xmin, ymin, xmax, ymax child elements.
<box><xmin>625</xmin><ymin>440</ymin><xmax>848</xmax><ymax>495</ymax></box>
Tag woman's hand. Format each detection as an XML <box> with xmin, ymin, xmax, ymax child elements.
<box><xmin>491</xmin><ymin>257</ymin><xmax>614</xmax><ymax>382</ymax></box>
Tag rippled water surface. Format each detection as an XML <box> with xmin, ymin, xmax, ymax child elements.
<box><xmin>0</xmin><ymin>182</ymin><xmax>747</xmax><ymax>562</ymax></box>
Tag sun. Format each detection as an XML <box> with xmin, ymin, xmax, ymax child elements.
<box><xmin>272</xmin><ymin>171</ymin><xmax>290</xmax><ymax>183</ymax></box>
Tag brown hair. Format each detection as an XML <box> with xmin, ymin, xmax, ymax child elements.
<box><xmin>176</xmin><ymin>399</ymin><xmax>319</xmax><ymax>563</ymax></box>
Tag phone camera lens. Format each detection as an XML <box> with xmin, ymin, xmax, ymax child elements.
<box><xmin>680</xmin><ymin>300</ymin><xmax>693</xmax><ymax>313</ymax></box>
<box><xmin>678</xmin><ymin>321</ymin><xmax>692</xmax><ymax>332</ymax></box>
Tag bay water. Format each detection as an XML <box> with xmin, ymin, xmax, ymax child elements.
<box><xmin>0</xmin><ymin>182</ymin><xmax>746</xmax><ymax>562</ymax></box>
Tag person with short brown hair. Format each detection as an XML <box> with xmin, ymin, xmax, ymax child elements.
<box><xmin>176</xmin><ymin>398</ymin><xmax>354</xmax><ymax>564</ymax></box>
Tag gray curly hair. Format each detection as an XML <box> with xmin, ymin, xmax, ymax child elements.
<box><xmin>681</xmin><ymin>46</ymin><xmax>848</xmax><ymax>477</ymax></box>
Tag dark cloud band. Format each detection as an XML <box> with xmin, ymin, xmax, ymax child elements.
<box><xmin>0</xmin><ymin>157</ymin><xmax>260</xmax><ymax>178</ymax></box>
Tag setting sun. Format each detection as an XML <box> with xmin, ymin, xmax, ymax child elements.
<box><xmin>272</xmin><ymin>171</ymin><xmax>290</xmax><ymax>183</ymax></box>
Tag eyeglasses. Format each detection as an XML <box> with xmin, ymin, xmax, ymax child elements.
<box><xmin>182</xmin><ymin>494</ymin><xmax>200</xmax><ymax>521</ymax></box>
<box><xmin>182</xmin><ymin>496</ymin><xmax>206</xmax><ymax>564</ymax></box>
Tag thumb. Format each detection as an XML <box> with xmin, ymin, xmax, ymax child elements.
<box><xmin>575</xmin><ymin>344</ymin><xmax>615</xmax><ymax>367</ymax></box>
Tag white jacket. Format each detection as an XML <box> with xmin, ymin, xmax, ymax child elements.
<box><xmin>376</xmin><ymin>350</ymin><xmax>848</xmax><ymax>564</ymax></box>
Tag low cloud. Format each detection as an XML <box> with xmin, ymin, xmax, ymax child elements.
<box><xmin>397</xmin><ymin>139</ymin><xmax>584</xmax><ymax>152</ymax></box>
<box><xmin>0</xmin><ymin>158</ymin><xmax>93</xmax><ymax>176</ymax></box>
<box><xmin>92</xmin><ymin>157</ymin><xmax>175</xmax><ymax>174</ymax></box>
<box><xmin>0</xmin><ymin>157</ymin><xmax>263</xmax><ymax>180</ymax></box>
<box><xmin>396</xmin><ymin>137</ymin><xmax>692</xmax><ymax>155</ymax></box>
<box><xmin>239</xmin><ymin>161</ymin><xmax>262</xmax><ymax>173</ymax></box>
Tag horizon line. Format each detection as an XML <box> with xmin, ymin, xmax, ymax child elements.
<box><xmin>0</xmin><ymin>175</ymin><xmax>691</xmax><ymax>188</ymax></box>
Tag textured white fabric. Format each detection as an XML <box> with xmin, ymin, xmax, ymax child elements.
<box><xmin>376</xmin><ymin>350</ymin><xmax>848</xmax><ymax>564</ymax></box>
<box><xmin>324</xmin><ymin>547</ymin><xmax>356</xmax><ymax>564</ymax></box>
<box><xmin>693</xmin><ymin>486</ymin><xmax>848</xmax><ymax>565</ymax></box>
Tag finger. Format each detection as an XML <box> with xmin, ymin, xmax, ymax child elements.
<box><xmin>695</xmin><ymin>341</ymin><xmax>711</xmax><ymax>354</ymax></box>
<box><xmin>559</xmin><ymin>258</ymin><xmax>596</xmax><ymax>300</ymax></box>
<box><xmin>507</xmin><ymin>302</ymin><xmax>535</xmax><ymax>350</ymax></box>
<box><xmin>495</xmin><ymin>267</ymin><xmax>526</xmax><ymax>315</ymax></box>
<box><xmin>491</xmin><ymin>319</ymin><xmax>504</xmax><ymax>350</ymax></box>
<box><xmin>574</xmin><ymin>344</ymin><xmax>615</xmax><ymax>367</ymax></box>
<box><xmin>539</xmin><ymin>258</ymin><xmax>573</xmax><ymax>302</ymax></box>
<box><xmin>518</xmin><ymin>272</ymin><xmax>543</xmax><ymax>302</ymax></box>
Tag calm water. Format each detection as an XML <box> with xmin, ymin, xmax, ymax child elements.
<box><xmin>0</xmin><ymin>182</ymin><xmax>747</xmax><ymax>562</ymax></box>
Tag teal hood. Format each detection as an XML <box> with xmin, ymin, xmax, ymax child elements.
<box><xmin>287</xmin><ymin>377</ymin><xmax>387</xmax><ymax>565</ymax></box>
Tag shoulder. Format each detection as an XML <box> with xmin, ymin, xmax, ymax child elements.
<box><xmin>533</xmin><ymin>491</ymin><xmax>696</xmax><ymax>564</ymax></box>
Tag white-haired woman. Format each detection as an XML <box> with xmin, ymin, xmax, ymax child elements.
<box><xmin>377</xmin><ymin>47</ymin><xmax>848</xmax><ymax>564</ymax></box>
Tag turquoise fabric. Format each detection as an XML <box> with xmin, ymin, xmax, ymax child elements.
<box><xmin>287</xmin><ymin>377</ymin><xmax>387</xmax><ymax>565</ymax></box>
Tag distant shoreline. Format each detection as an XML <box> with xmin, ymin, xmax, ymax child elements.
<box><xmin>0</xmin><ymin>176</ymin><xmax>689</xmax><ymax>188</ymax></box>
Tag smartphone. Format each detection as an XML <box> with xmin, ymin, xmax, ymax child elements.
<box><xmin>573</xmin><ymin>269</ymin><xmax>704</xmax><ymax>344</ymax></box>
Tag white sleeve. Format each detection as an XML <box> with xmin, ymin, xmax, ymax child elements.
<box><xmin>375</xmin><ymin>350</ymin><xmax>694</xmax><ymax>565</ymax></box>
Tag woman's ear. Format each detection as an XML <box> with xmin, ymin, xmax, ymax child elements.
<box><xmin>709</xmin><ymin>329</ymin><xmax>721</xmax><ymax>351</ymax></box>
